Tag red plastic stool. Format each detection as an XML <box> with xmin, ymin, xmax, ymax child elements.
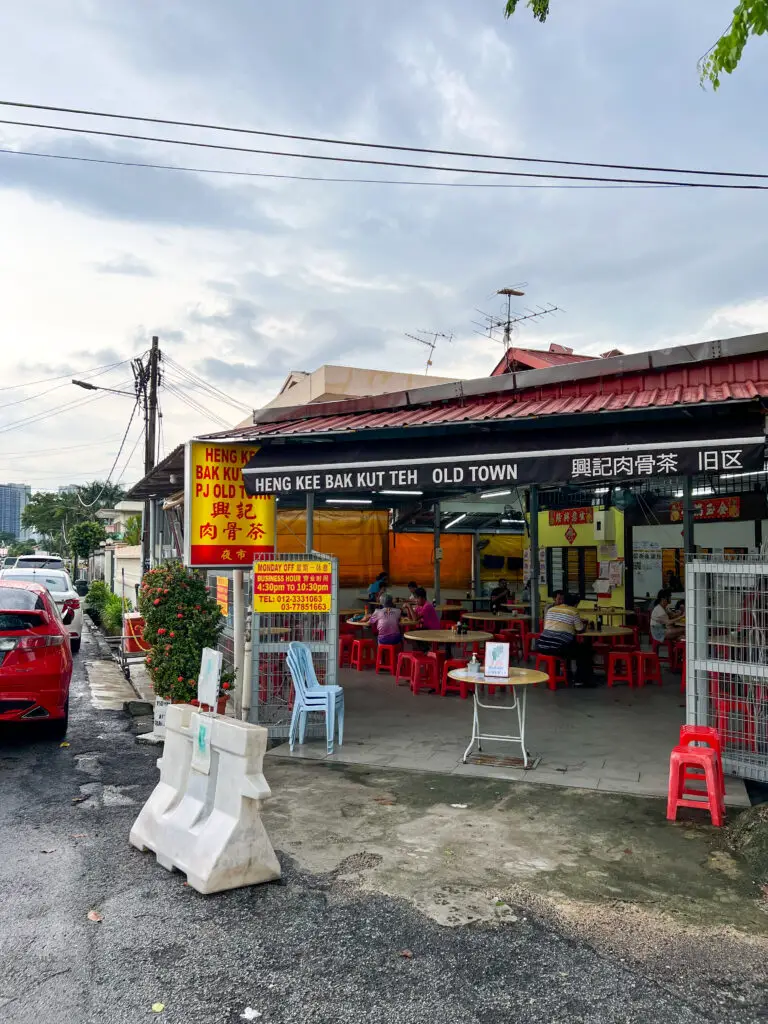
<box><xmin>338</xmin><ymin>634</ymin><xmax>354</xmax><ymax>668</ymax></box>
<box><xmin>607</xmin><ymin>650</ymin><xmax>635</xmax><ymax>688</ymax></box>
<box><xmin>350</xmin><ymin>637</ymin><xmax>376</xmax><ymax>672</ymax></box>
<box><xmin>441</xmin><ymin>658</ymin><xmax>470</xmax><ymax>697</ymax></box>
<box><xmin>634</xmin><ymin>651</ymin><xmax>662</xmax><ymax>687</ymax></box>
<box><xmin>534</xmin><ymin>653</ymin><xmax>567</xmax><ymax>691</ymax></box>
<box><xmin>411</xmin><ymin>654</ymin><xmax>440</xmax><ymax>695</ymax></box>
<box><xmin>671</xmin><ymin>641</ymin><xmax>685</xmax><ymax>673</ymax></box>
<box><xmin>376</xmin><ymin>643</ymin><xmax>402</xmax><ymax>675</ymax></box>
<box><xmin>680</xmin><ymin>658</ymin><xmax>686</xmax><ymax>694</ymax></box>
<box><xmin>395</xmin><ymin>650</ymin><xmax>418</xmax><ymax>687</ymax></box>
<box><xmin>498</xmin><ymin>630</ymin><xmax>524</xmax><ymax>661</ymax></box>
<box><xmin>679</xmin><ymin>725</ymin><xmax>726</xmax><ymax>796</ymax></box>
<box><xmin>667</xmin><ymin>745</ymin><xmax>724</xmax><ymax>826</ymax></box>
<box><xmin>651</xmin><ymin>638</ymin><xmax>671</xmax><ymax>666</ymax></box>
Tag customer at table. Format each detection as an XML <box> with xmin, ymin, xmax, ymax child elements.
<box><xmin>367</xmin><ymin>571</ymin><xmax>388</xmax><ymax>604</ymax></box>
<box><xmin>536</xmin><ymin>590</ymin><xmax>592</xmax><ymax>687</ymax></box>
<box><xmin>490</xmin><ymin>578</ymin><xmax>511</xmax><ymax>614</ymax></box>
<box><xmin>363</xmin><ymin>596</ymin><xmax>403</xmax><ymax>646</ymax></box>
<box><xmin>651</xmin><ymin>589</ymin><xmax>684</xmax><ymax>645</ymax></box>
<box><xmin>404</xmin><ymin>587</ymin><xmax>441</xmax><ymax>631</ymax></box>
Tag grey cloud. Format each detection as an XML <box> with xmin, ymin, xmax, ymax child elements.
<box><xmin>94</xmin><ymin>253</ymin><xmax>155</xmax><ymax>277</ymax></box>
<box><xmin>0</xmin><ymin>140</ymin><xmax>285</xmax><ymax>232</ymax></box>
<box><xmin>197</xmin><ymin>354</ymin><xmax>295</xmax><ymax>386</ymax></box>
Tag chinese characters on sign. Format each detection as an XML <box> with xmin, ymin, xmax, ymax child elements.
<box><xmin>186</xmin><ymin>442</ymin><xmax>276</xmax><ymax>569</ymax></box>
<box><xmin>669</xmin><ymin>497</ymin><xmax>741</xmax><ymax>522</ymax></box>
<box><xmin>548</xmin><ymin>507</ymin><xmax>594</xmax><ymax>526</ymax></box>
<box><xmin>571</xmin><ymin>448</ymin><xmax>748</xmax><ymax>480</ymax></box>
<box><xmin>253</xmin><ymin>560</ymin><xmax>333</xmax><ymax>614</ymax></box>
<box><xmin>564</xmin><ymin>525</ymin><xmax>578</xmax><ymax>545</ymax></box>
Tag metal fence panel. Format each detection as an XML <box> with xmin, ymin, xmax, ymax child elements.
<box><xmin>248</xmin><ymin>553</ymin><xmax>338</xmax><ymax>740</ymax></box>
<box><xmin>687</xmin><ymin>554</ymin><xmax>768</xmax><ymax>781</ymax></box>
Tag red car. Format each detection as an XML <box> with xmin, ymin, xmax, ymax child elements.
<box><xmin>0</xmin><ymin>580</ymin><xmax>74</xmax><ymax>738</ymax></box>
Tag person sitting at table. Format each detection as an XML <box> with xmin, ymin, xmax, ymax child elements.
<box><xmin>651</xmin><ymin>590</ymin><xmax>684</xmax><ymax>646</ymax></box>
<box><xmin>489</xmin><ymin>578</ymin><xmax>511</xmax><ymax>614</ymax></box>
<box><xmin>535</xmin><ymin>590</ymin><xmax>592</xmax><ymax>687</ymax></box>
<box><xmin>363</xmin><ymin>595</ymin><xmax>403</xmax><ymax>646</ymax></box>
<box><xmin>403</xmin><ymin>587</ymin><xmax>441</xmax><ymax>631</ymax></box>
<box><xmin>367</xmin><ymin>572</ymin><xmax>388</xmax><ymax>603</ymax></box>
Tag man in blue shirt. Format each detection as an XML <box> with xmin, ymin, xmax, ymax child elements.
<box><xmin>367</xmin><ymin>572</ymin><xmax>388</xmax><ymax>603</ymax></box>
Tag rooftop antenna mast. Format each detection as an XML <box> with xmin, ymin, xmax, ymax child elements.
<box><xmin>404</xmin><ymin>330</ymin><xmax>453</xmax><ymax>375</ymax></box>
<box><xmin>473</xmin><ymin>287</ymin><xmax>560</xmax><ymax>372</ymax></box>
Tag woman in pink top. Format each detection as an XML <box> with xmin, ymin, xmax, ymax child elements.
<box><xmin>364</xmin><ymin>596</ymin><xmax>403</xmax><ymax>646</ymax></box>
<box><xmin>409</xmin><ymin>588</ymin><xmax>440</xmax><ymax>631</ymax></box>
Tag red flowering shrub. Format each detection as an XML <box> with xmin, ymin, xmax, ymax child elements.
<box><xmin>139</xmin><ymin>562</ymin><xmax>232</xmax><ymax>702</ymax></box>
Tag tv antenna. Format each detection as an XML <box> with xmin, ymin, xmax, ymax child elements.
<box><xmin>404</xmin><ymin>330</ymin><xmax>453</xmax><ymax>374</ymax></box>
<box><xmin>473</xmin><ymin>287</ymin><xmax>561</xmax><ymax>372</ymax></box>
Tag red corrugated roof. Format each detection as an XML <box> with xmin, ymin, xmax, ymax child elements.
<box><xmin>225</xmin><ymin>379</ymin><xmax>768</xmax><ymax>440</ymax></box>
<box><xmin>490</xmin><ymin>346</ymin><xmax>595</xmax><ymax>376</ymax></box>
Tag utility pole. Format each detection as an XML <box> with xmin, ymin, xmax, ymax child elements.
<box><xmin>137</xmin><ymin>336</ymin><xmax>161</xmax><ymax>571</ymax></box>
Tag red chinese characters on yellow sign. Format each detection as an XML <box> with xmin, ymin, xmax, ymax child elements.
<box><xmin>549</xmin><ymin>507</ymin><xmax>594</xmax><ymax>527</ymax></box>
<box><xmin>185</xmin><ymin>442</ymin><xmax>275</xmax><ymax>568</ymax></box>
<box><xmin>253</xmin><ymin>560</ymin><xmax>333</xmax><ymax>614</ymax></box>
<box><xmin>669</xmin><ymin>497</ymin><xmax>741</xmax><ymax>522</ymax></box>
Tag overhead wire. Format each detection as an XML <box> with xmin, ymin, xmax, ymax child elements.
<box><xmin>0</xmin><ymin>146</ymin><xmax>677</xmax><ymax>190</ymax></box>
<box><xmin>163</xmin><ymin>356</ymin><xmax>251</xmax><ymax>412</ymax></box>
<box><xmin>116</xmin><ymin>423</ymin><xmax>146</xmax><ymax>486</ymax></box>
<box><xmin>75</xmin><ymin>398</ymin><xmax>140</xmax><ymax>507</ymax></box>
<box><xmin>0</xmin><ymin>436</ymin><xmax>124</xmax><ymax>459</ymax></box>
<box><xmin>1</xmin><ymin>98</ymin><xmax>767</xmax><ymax>181</ymax></box>
<box><xmin>3</xmin><ymin>117</ymin><xmax>768</xmax><ymax>189</ymax></box>
<box><xmin>162</xmin><ymin>379</ymin><xmax>231</xmax><ymax>427</ymax></box>
<box><xmin>0</xmin><ymin>357</ymin><xmax>129</xmax><ymax>396</ymax></box>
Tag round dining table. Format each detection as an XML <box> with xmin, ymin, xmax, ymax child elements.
<box><xmin>403</xmin><ymin>629</ymin><xmax>492</xmax><ymax>656</ymax></box>
<box><xmin>448</xmin><ymin>666</ymin><xmax>549</xmax><ymax>767</ymax></box>
<box><xmin>579</xmin><ymin>625</ymin><xmax>633</xmax><ymax>640</ymax></box>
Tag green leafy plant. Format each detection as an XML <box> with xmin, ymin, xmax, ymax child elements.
<box><xmin>504</xmin><ymin>0</ymin><xmax>768</xmax><ymax>88</ymax></box>
<box><xmin>84</xmin><ymin>580</ymin><xmax>111</xmax><ymax>626</ymax></box>
<box><xmin>123</xmin><ymin>514</ymin><xmax>142</xmax><ymax>546</ymax></box>
<box><xmin>102</xmin><ymin>592</ymin><xmax>132</xmax><ymax>636</ymax></box>
<box><xmin>139</xmin><ymin>562</ymin><xmax>233</xmax><ymax>703</ymax></box>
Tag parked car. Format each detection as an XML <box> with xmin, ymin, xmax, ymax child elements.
<box><xmin>14</xmin><ymin>554</ymin><xmax>65</xmax><ymax>571</ymax></box>
<box><xmin>1</xmin><ymin>557</ymin><xmax>18</xmax><ymax>569</ymax></box>
<box><xmin>0</xmin><ymin>569</ymin><xmax>83</xmax><ymax>654</ymax></box>
<box><xmin>0</xmin><ymin>580</ymin><xmax>74</xmax><ymax>738</ymax></box>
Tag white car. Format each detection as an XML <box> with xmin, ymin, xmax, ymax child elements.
<box><xmin>0</xmin><ymin>568</ymin><xmax>83</xmax><ymax>654</ymax></box>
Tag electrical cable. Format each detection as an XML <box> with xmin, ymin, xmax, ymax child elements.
<box><xmin>162</xmin><ymin>379</ymin><xmax>230</xmax><ymax>427</ymax></box>
<box><xmin>3</xmin><ymin>118</ymin><xmax>768</xmax><ymax>189</ymax></box>
<box><xmin>0</xmin><ymin>436</ymin><xmax>124</xmax><ymax>459</ymax></box>
<box><xmin>75</xmin><ymin>398</ymin><xmax>140</xmax><ymax>507</ymax></box>
<box><xmin>163</xmin><ymin>357</ymin><xmax>251</xmax><ymax>412</ymax></box>
<box><xmin>116</xmin><ymin>423</ymin><xmax>146</xmax><ymax>486</ymax></box>
<box><xmin>2</xmin><ymin>98</ymin><xmax>767</xmax><ymax>181</ymax></box>
<box><xmin>0</xmin><ymin>358</ymin><xmax>130</xmax><ymax>411</ymax></box>
<box><xmin>0</xmin><ymin>146</ymin><xmax>677</xmax><ymax>191</ymax></box>
<box><xmin>0</xmin><ymin>357</ymin><xmax>128</xmax><ymax>395</ymax></box>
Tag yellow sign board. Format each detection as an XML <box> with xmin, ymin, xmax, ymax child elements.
<box><xmin>253</xmin><ymin>560</ymin><xmax>333</xmax><ymax>614</ymax></box>
<box><xmin>215</xmin><ymin>576</ymin><xmax>229</xmax><ymax>617</ymax></box>
<box><xmin>185</xmin><ymin>441</ymin><xmax>275</xmax><ymax>568</ymax></box>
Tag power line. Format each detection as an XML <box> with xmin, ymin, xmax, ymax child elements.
<box><xmin>0</xmin><ymin>146</ymin><xmax>676</xmax><ymax>191</ymax></box>
<box><xmin>4</xmin><ymin>117</ymin><xmax>768</xmax><ymax>189</ymax></box>
<box><xmin>0</xmin><ymin>436</ymin><xmax>124</xmax><ymax>459</ymax></box>
<box><xmin>0</xmin><ymin>358</ymin><xmax>129</xmax><ymax>411</ymax></box>
<box><xmin>0</xmin><ymin>378</ymin><xmax>133</xmax><ymax>434</ymax></box>
<box><xmin>163</xmin><ymin>356</ymin><xmax>252</xmax><ymax>412</ymax></box>
<box><xmin>116</xmin><ymin>423</ymin><xmax>146</xmax><ymax>486</ymax></box>
<box><xmin>0</xmin><ymin>357</ymin><xmax>128</xmax><ymax>392</ymax></box>
<box><xmin>75</xmin><ymin>399</ymin><xmax>140</xmax><ymax>508</ymax></box>
<box><xmin>162</xmin><ymin>379</ymin><xmax>230</xmax><ymax>427</ymax></box>
<box><xmin>1</xmin><ymin>98</ymin><xmax>767</xmax><ymax>181</ymax></box>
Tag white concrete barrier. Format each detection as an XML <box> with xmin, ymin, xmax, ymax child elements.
<box><xmin>130</xmin><ymin>704</ymin><xmax>281</xmax><ymax>893</ymax></box>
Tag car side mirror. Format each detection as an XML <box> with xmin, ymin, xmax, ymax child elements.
<box><xmin>62</xmin><ymin>608</ymin><xmax>74</xmax><ymax>626</ymax></box>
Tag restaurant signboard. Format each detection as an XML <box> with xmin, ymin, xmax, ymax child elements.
<box><xmin>244</xmin><ymin>437</ymin><xmax>765</xmax><ymax>497</ymax></box>
<box><xmin>670</xmin><ymin>496</ymin><xmax>741</xmax><ymax>522</ymax></box>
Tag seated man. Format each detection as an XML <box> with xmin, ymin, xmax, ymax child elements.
<box><xmin>535</xmin><ymin>590</ymin><xmax>593</xmax><ymax>686</ymax></box>
<box><xmin>489</xmin><ymin>578</ymin><xmax>511</xmax><ymax>614</ymax></box>
<box><xmin>403</xmin><ymin>587</ymin><xmax>440</xmax><ymax>630</ymax></box>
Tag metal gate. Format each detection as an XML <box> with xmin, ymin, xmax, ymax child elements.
<box><xmin>248</xmin><ymin>552</ymin><xmax>339</xmax><ymax>739</ymax></box>
<box><xmin>687</xmin><ymin>554</ymin><xmax>768</xmax><ymax>781</ymax></box>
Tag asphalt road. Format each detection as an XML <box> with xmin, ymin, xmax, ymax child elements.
<box><xmin>0</xmin><ymin>631</ymin><xmax>761</xmax><ymax>1024</ymax></box>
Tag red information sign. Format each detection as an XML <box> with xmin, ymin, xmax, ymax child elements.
<box><xmin>549</xmin><ymin>507</ymin><xmax>594</xmax><ymax>526</ymax></box>
<box><xmin>669</xmin><ymin>497</ymin><xmax>741</xmax><ymax>522</ymax></box>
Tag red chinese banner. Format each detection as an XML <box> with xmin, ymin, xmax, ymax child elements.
<box><xmin>549</xmin><ymin>507</ymin><xmax>594</xmax><ymax>526</ymax></box>
<box><xmin>669</xmin><ymin>496</ymin><xmax>741</xmax><ymax>522</ymax></box>
<box><xmin>185</xmin><ymin>441</ymin><xmax>276</xmax><ymax>568</ymax></box>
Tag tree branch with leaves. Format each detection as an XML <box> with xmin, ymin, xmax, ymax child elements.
<box><xmin>504</xmin><ymin>0</ymin><xmax>768</xmax><ymax>88</ymax></box>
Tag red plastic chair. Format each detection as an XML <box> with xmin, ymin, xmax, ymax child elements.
<box><xmin>411</xmin><ymin>654</ymin><xmax>440</xmax><ymax>695</ymax></box>
<box><xmin>671</xmin><ymin>641</ymin><xmax>685</xmax><ymax>673</ymax></box>
<box><xmin>375</xmin><ymin>643</ymin><xmax>402</xmax><ymax>675</ymax></box>
<box><xmin>634</xmin><ymin>651</ymin><xmax>662</xmax><ymax>687</ymax></box>
<box><xmin>350</xmin><ymin>638</ymin><xmax>376</xmax><ymax>672</ymax></box>
<box><xmin>534</xmin><ymin>653</ymin><xmax>567</xmax><ymax>691</ymax></box>
<box><xmin>395</xmin><ymin>650</ymin><xmax>418</xmax><ymax>687</ymax></box>
<box><xmin>651</xmin><ymin>638</ymin><xmax>672</xmax><ymax>666</ymax></box>
<box><xmin>607</xmin><ymin>650</ymin><xmax>635</xmax><ymax>688</ymax></box>
<box><xmin>679</xmin><ymin>725</ymin><xmax>725</xmax><ymax>796</ymax></box>
<box><xmin>441</xmin><ymin>658</ymin><xmax>470</xmax><ymax>698</ymax></box>
<box><xmin>338</xmin><ymin>634</ymin><xmax>354</xmax><ymax>668</ymax></box>
<box><xmin>667</xmin><ymin>745</ymin><xmax>724</xmax><ymax>826</ymax></box>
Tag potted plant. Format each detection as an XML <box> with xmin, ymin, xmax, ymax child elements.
<box><xmin>139</xmin><ymin>562</ymin><xmax>234</xmax><ymax>709</ymax></box>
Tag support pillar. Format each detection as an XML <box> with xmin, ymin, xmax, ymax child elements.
<box><xmin>682</xmin><ymin>475</ymin><xmax>695</xmax><ymax>559</ymax></box>
<box><xmin>529</xmin><ymin>485</ymin><xmax>540</xmax><ymax>629</ymax></box>
<box><xmin>232</xmin><ymin>569</ymin><xmax>245</xmax><ymax>720</ymax></box>
<box><xmin>433</xmin><ymin>501</ymin><xmax>441</xmax><ymax>605</ymax></box>
<box><xmin>305</xmin><ymin>492</ymin><xmax>314</xmax><ymax>553</ymax></box>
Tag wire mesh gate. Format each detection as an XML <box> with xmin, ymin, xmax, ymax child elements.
<box><xmin>686</xmin><ymin>554</ymin><xmax>768</xmax><ymax>782</ymax></box>
<box><xmin>248</xmin><ymin>552</ymin><xmax>339</xmax><ymax>739</ymax></box>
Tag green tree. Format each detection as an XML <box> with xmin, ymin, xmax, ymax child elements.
<box><xmin>69</xmin><ymin>520</ymin><xmax>107</xmax><ymax>577</ymax></box>
<box><xmin>123</xmin><ymin>514</ymin><xmax>142</xmax><ymax>546</ymax></box>
<box><xmin>8</xmin><ymin>541</ymin><xmax>35</xmax><ymax>557</ymax></box>
<box><xmin>21</xmin><ymin>480</ymin><xmax>126</xmax><ymax>554</ymax></box>
<box><xmin>0</xmin><ymin>530</ymin><xmax>16</xmax><ymax>548</ymax></box>
<box><xmin>504</xmin><ymin>1</ymin><xmax>768</xmax><ymax>88</ymax></box>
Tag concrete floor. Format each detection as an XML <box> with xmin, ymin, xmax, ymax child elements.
<box><xmin>270</xmin><ymin>664</ymin><xmax>750</xmax><ymax>805</ymax></box>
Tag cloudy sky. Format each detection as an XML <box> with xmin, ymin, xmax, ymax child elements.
<box><xmin>1</xmin><ymin>0</ymin><xmax>767</xmax><ymax>490</ymax></box>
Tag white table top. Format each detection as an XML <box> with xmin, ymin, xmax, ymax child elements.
<box><xmin>403</xmin><ymin>630</ymin><xmax>492</xmax><ymax>644</ymax></box>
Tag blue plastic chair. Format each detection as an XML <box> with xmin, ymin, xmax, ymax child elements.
<box><xmin>286</xmin><ymin>642</ymin><xmax>344</xmax><ymax>755</ymax></box>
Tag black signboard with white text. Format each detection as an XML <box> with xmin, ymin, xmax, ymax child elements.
<box><xmin>243</xmin><ymin>436</ymin><xmax>765</xmax><ymax>497</ymax></box>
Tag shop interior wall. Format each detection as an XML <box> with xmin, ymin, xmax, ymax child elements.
<box><xmin>535</xmin><ymin>507</ymin><xmax>626</xmax><ymax>610</ymax></box>
<box><xmin>276</xmin><ymin>509</ymin><xmax>388</xmax><ymax>588</ymax></box>
<box><xmin>388</xmin><ymin>532</ymin><xmax>472</xmax><ymax>592</ymax></box>
<box><xmin>478</xmin><ymin>535</ymin><xmax>525</xmax><ymax>590</ymax></box>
